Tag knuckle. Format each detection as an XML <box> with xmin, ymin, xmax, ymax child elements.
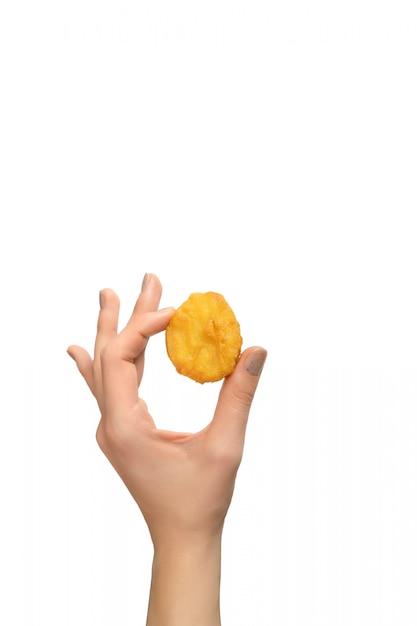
<box><xmin>95</xmin><ymin>421</ymin><xmax>108</xmax><ymax>453</ymax></box>
<box><xmin>99</xmin><ymin>340</ymin><xmax>124</xmax><ymax>367</ymax></box>
<box><xmin>100</xmin><ymin>342</ymin><xmax>117</xmax><ymax>361</ymax></box>
<box><xmin>96</xmin><ymin>418</ymin><xmax>130</xmax><ymax>454</ymax></box>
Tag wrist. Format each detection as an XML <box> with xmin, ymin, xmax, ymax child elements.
<box><xmin>147</xmin><ymin>532</ymin><xmax>222</xmax><ymax>626</ymax></box>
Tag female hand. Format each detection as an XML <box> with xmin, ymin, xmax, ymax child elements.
<box><xmin>68</xmin><ymin>273</ymin><xmax>267</xmax><ymax>625</ymax></box>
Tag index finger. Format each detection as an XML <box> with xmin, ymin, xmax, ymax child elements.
<box><xmin>100</xmin><ymin>308</ymin><xmax>175</xmax><ymax>419</ymax></box>
<box><xmin>99</xmin><ymin>275</ymin><xmax>174</xmax><ymax>419</ymax></box>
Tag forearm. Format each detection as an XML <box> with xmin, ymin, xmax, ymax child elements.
<box><xmin>146</xmin><ymin>532</ymin><xmax>222</xmax><ymax>626</ymax></box>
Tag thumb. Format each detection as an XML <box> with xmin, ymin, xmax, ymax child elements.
<box><xmin>207</xmin><ymin>347</ymin><xmax>267</xmax><ymax>460</ymax></box>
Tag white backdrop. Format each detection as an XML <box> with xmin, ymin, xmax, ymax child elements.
<box><xmin>1</xmin><ymin>1</ymin><xmax>417</xmax><ymax>624</ymax></box>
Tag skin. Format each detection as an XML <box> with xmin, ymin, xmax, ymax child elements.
<box><xmin>67</xmin><ymin>273</ymin><xmax>267</xmax><ymax>626</ymax></box>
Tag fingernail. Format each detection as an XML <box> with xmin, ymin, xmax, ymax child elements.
<box><xmin>142</xmin><ymin>273</ymin><xmax>149</xmax><ymax>291</ymax></box>
<box><xmin>246</xmin><ymin>349</ymin><xmax>267</xmax><ymax>376</ymax></box>
<box><xmin>99</xmin><ymin>290</ymin><xmax>103</xmax><ymax>308</ymax></box>
<box><xmin>67</xmin><ymin>348</ymin><xmax>75</xmax><ymax>361</ymax></box>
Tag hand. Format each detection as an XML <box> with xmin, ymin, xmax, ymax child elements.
<box><xmin>68</xmin><ymin>273</ymin><xmax>267</xmax><ymax>625</ymax></box>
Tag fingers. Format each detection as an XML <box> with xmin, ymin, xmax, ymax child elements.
<box><xmin>94</xmin><ymin>289</ymin><xmax>120</xmax><ymax>361</ymax></box>
<box><xmin>114</xmin><ymin>273</ymin><xmax>173</xmax><ymax>362</ymax></box>
<box><xmin>207</xmin><ymin>347</ymin><xmax>267</xmax><ymax>462</ymax></box>
<box><xmin>100</xmin><ymin>308</ymin><xmax>174</xmax><ymax>417</ymax></box>
<box><xmin>129</xmin><ymin>273</ymin><xmax>163</xmax><ymax>317</ymax></box>
<box><xmin>100</xmin><ymin>298</ymin><xmax>175</xmax><ymax>417</ymax></box>
<box><xmin>67</xmin><ymin>345</ymin><xmax>95</xmax><ymax>394</ymax></box>
<box><xmin>130</xmin><ymin>273</ymin><xmax>165</xmax><ymax>382</ymax></box>
<box><xmin>100</xmin><ymin>274</ymin><xmax>174</xmax><ymax>416</ymax></box>
<box><xmin>94</xmin><ymin>276</ymin><xmax>161</xmax><ymax>365</ymax></box>
<box><xmin>67</xmin><ymin>275</ymin><xmax>174</xmax><ymax>421</ymax></box>
<box><xmin>68</xmin><ymin>289</ymin><xmax>120</xmax><ymax>404</ymax></box>
<box><xmin>109</xmin><ymin>307</ymin><xmax>175</xmax><ymax>364</ymax></box>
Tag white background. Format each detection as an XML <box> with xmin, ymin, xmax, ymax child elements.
<box><xmin>1</xmin><ymin>1</ymin><xmax>417</xmax><ymax>624</ymax></box>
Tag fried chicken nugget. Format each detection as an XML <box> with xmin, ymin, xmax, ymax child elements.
<box><xmin>166</xmin><ymin>292</ymin><xmax>242</xmax><ymax>383</ymax></box>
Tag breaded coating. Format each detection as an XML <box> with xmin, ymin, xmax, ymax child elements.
<box><xmin>166</xmin><ymin>292</ymin><xmax>242</xmax><ymax>383</ymax></box>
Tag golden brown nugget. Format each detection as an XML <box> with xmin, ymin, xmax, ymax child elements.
<box><xmin>166</xmin><ymin>292</ymin><xmax>242</xmax><ymax>383</ymax></box>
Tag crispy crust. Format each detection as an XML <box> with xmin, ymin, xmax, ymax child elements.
<box><xmin>166</xmin><ymin>292</ymin><xmax>242</xmax><ymax>383</ymax></box>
